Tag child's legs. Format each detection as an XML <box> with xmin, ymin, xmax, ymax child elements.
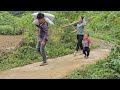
<box><xmin>86</xmin><ymin>48</ymin><xmax>90</xmax><ymax>57</ymax></box>
<box><xmin>83</xmin><ymin>47</ymin><xmax>87</xmax><ymax>56</ymax></box>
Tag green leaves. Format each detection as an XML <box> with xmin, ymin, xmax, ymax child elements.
<box><xmin>109</xmin><ymin>59</ymin><xmax>120</xmax><ymax>73</ymax></box>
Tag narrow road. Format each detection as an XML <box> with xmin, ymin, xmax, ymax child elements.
<box><xmin>0</xmin><ymin>48</ymin><xmax>110</xmax><ymax>79</ymax></box>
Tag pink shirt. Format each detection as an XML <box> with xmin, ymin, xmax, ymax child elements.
<box><xmin>84</xmin><ymin>39</ymin><xmax>91</xmax><ymax>47</ymax></box>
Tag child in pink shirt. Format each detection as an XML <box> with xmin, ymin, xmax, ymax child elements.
<box><xmin>83</xmin><ymin>33</ymin><xmax>91</xmax><ymax>59</ymax></box>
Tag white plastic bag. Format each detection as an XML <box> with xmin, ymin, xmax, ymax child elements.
<box><xmin>32</xmin><ymin>12</ymin><xmax>55</xmax><ymax>20</ymax></box>
<box><xmin>32</xmin><ymin>19</ymin><xmax>39</xmax><ymax>25</ymax></box>
<box><xmin>44</xmin><ymin>17</ymin><xmax>54</xmax><ymax>25</ymax></box>
<box><xmin>43</xmin><ymin>12</ymin><xmax>55</xmax><ymax>20</ymax></box>
<box><xmin>32</xmin><ymin>17</ymin><xmax>54</xmax><ymax>25</ymax></box>
<box><xmin>32</xmin><ymin>12</ymin><xmax>39</xmax><ymax>19</ymax></box>
<box><xmin>32</xmin><ymin>12</ymin><xmax>55</xmax><ymax>25</ymax></box>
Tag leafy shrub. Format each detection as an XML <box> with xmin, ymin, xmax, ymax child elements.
<box><xmin>0</xmin><ymin>25</ymin><xmax>22</xmax><ymax>35</ymax></box>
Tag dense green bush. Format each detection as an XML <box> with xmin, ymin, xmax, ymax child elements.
<box><xmin>8</xmin><ymin>11</ymin><xmax>26</xmax><ymax>17</ymax></box>
<box><xmin>0</xmin><ymin>25</ymin><xmax>13</xmax><ymax>35</ymax></box>
<box><xmin>0</xmin><ymin>25</ymin><xmax>22</xmax><ymax>35</ymax></box>
<box><xmin>0</xmin><ymin>11</ymin><xmax>36</xmax><ymax>35</ymax></box>
<box><xmin>60</xmin><ymin>27</ymin><xmax>76</xmax><ymax>49</ymax></box>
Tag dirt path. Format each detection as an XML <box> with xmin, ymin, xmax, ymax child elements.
<box><xmin>0</xmin><ymin>37</ymin><xmax>112</xmax><ymax>79</ymax></box>
<box><xmin>0</xmin><ymin>35</ymin><xmax>22</xmax><ymax>54</ymax></box>
<box><xmin>0</xmin><ymin>36</ymin><xmax>112</xmax><ymax>79</ymax></box>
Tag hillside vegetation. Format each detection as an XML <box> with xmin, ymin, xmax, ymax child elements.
<box><xmin>0</xmin><ymin>11</ymin><xmax>119</xmax><ymax>79</ymax></box>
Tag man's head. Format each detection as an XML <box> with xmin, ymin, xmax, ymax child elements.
<box><xmin>37</xmin><ymin>13</ymin><xmax>45</xmax><ymax>24</ymax></box>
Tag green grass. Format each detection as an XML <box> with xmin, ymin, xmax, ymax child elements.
<box><xmin>0</xmin><ymin>46</ymin><xmax>42</xmax><ymax>71</ymax></box>
<box><xmin>64</xmin><ymin>45</ymin><xmax>120</xmax><ymax>79</ymax></box>
<box><xmin>64</xmin><ymin>66</ymin><xmax>120</xmax><ymax>79</ymax></box>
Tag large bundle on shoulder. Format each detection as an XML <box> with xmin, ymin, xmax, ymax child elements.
<box><xmin>32</xmin><ymin>12</ymin><xmax>55</xmax><ymax>25</ymax></box>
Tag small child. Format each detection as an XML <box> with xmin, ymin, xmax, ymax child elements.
<box><xmin>83</xmin><ymin>33</ymin><xmax>91</xmax><ymax>59</ymax></box>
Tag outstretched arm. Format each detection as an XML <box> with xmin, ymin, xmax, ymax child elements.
<box><xmin>85</xmin><ymin>17</ymin><xmax>94</xmax><ymax>24</ymax></box>
<box><xmin>62</xmin><ymin>21</ymin><xmax>79</xmax><ymax>28</ymax></box>
<box><xmin>73</xmin><ymin>22</ymin><xmax>79</xmax><ymax>26</ymax></box>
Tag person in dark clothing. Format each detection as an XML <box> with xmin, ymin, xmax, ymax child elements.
<box><xmin>36</xmin><ymin>13</ymin><xmax>49</xmax><ymax>66</ymax></box>
<box><xmin>73</xmin><ymin>16</ymin><xmax>86</xmax><ymax>56</ymax></box>
<box><xmin>83</xmin><ymin>33</ymin><xmax>91</xmax><ymax>59</ymax></box>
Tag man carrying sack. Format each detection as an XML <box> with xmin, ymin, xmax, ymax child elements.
<box><xmin>32</xmin><ymin>12</ymin><xmax>55</xmax><ymax>66</ymax></box>
<box><xmin>36</xmin><ymin>13</ymin><xmax>49</xmax><ymax>66</ymax></box>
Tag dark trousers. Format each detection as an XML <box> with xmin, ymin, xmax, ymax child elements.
<box><xmin>37</xmin><ymin>41</ymin><xmax>47</xmax><ymax>63</ymax></box>
<box><xmin>83</xmin><ymin>47</ymin><xmax>90</xmax><ymax>57</ymax></box>
<box><xmin>76</xmin><ymin>35</ymin><xmax>84</xmax><ymax>51</ymax></box>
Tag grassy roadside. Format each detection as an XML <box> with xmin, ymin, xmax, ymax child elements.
<box><xmin>64</xmin><ymin>31</ymin><xmax>120</xmax><ymax>79</ymax></box>
<box><xmin>64</xmin><ymin>48</ymin><xmax>120</xmax><ymax>79</ymax></box>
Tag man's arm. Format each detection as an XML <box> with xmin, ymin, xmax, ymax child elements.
<box><xmin>36</xmin><ymin>25</ymin><xmax>39</xmax><ymax>28</ymax></box>
<box><xmin>85</xmin><ymin>17</ymin><xmax>94</xmax><ymax>24</ymax></box>
<box><xmin>73</xmin><ymin>22</ymin><xmax>78</xmax><ymax>26</ymax></box>
<box><xmin>42</xmin><ymin>23</ymin><xmax>48</xmax><ymax>42</ymax></box>
<box><xmin>62</xmin><ymin>21</ymin><xmax>79</xmax><ymax>28</ymax></box>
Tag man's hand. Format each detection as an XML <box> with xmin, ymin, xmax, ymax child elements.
<box><xmin>41</xmin><ymin>41</ymin><xmax>45</xmax><ymax>46</ymax></box>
